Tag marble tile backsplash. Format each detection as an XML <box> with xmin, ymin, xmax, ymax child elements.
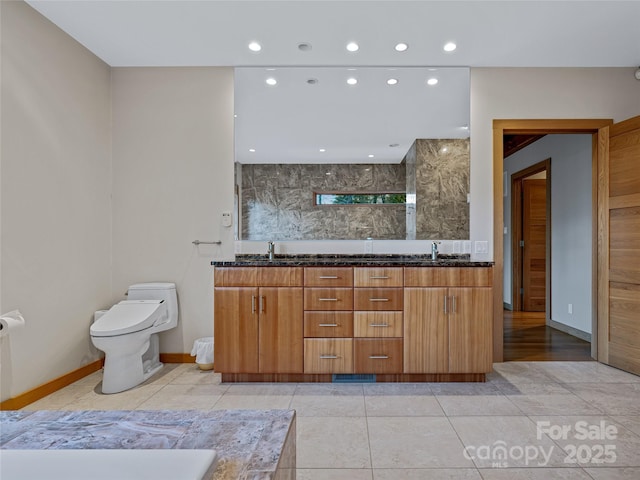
<box><xmin>238</xmin><ymin>138</ymin><xmax>469</xmax><ymax>241</ymax></box>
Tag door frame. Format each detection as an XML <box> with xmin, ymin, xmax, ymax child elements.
<box><xmin>511</xmin><ymin>159</ymin><xmax>551</xmax><ymax>315</ymax></box>
<box><xmin>492</xmin><ymin>119</ymin><xmax>612</xmax><ymax>362</ymax></box>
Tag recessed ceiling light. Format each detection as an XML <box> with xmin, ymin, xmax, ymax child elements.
<box><xmin>347</xmin><ymin>77</ymin><xmax>358</xmax><ymax>85</ymax></box>
<box><xmin>265</xmin><ymin>77</ymin><xmax>277</xmax><ymax>86</ymax></box>
<box><xmin>395</xmin><ymin>43</ymin><xmax>409</xmax><ymax>52</ymax></box>
<box><xmin>443</xmin><ymin>42</ymin><xmax>457</xmax><ymax>52</ymax></box>
<box><xmin>368</xmin><ymin>154</ymin><xmax>375</xmax><ymax>158</ymax></box>
<box><xmin>319</xmin><ymin>148</ymin><xmax>326</xmax><ymax>152</ymax></box>
<box><xmin>387</xmin><ymin>78</ymin><xmax>398</xmax><ymax>85</ymax></box>
<box><xmin>389</xmin><ymin>143</ymin><xmax>400</xmax><ymax>148</ymax></box>
<box><xmin>248</xmin><ymin>42</ymin><xmax>262</xmax><ymax>52</ymax></box>
<box><xmin>298</xmin><ymin>42</ymin><xmax>312</xmax><ymax>51</ymax></box>
<box><xmin>346</xmin><ymin>42</ymin><xmax>359</xmax><ymax>52</ymax></box>
<box><xmin>427</xmin><ymin>78</ymin><xmax>438</xmax><ymax>86</ymax></box>
<box><xmin>249</xmin><ymin>148</ymin><xmax>256</xmax><ymax>153</ymax></box>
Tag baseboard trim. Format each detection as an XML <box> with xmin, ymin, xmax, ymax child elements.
<box><xmin>160</xmin><ymin>353</ymin><xmax>196</xmax><ymax>363</ymax></box>
<box><xmin>0</xmin><ymin>359</ymin><xmax>103</xmax><ymax>411</ymax></box>
<box><xmin>548</xmin><ymin>319</ymin><xmax>592</xmax><ymax>343</ymax></box>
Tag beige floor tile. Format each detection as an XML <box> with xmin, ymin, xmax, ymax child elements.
<box><xmin>448</xmin><ymin>416</ymin><xmax>569</xmax><ymax>468</ymax></box>
<box><xmin>212</xmin><ymin>394</ymin><xmax>292</xmax><ymax>410</ymax></box>
<box><xmin>225</xmin><ymin>383</ymin><xmax>298</xmax><ymax>395</ymax></box>
<box><xmin>429</xmin><ymin>383</ymin><xmax>502</xmax><ymax>396</ymax></box>
<box><xmin>291</xmin><ymin>394</ymin><xmax>365</xmax><ymax>417</ymax></box>
<box><xmin>166</xmin><ymin>365</ymin><xmax>222</xmax><ymax>385</ymax></box>
<box><xmin>373</xmin><ymin>468</ymin><xmax>482</xmax><ymax>479</ymax></box>
<box><xmin>69</xmin><ymin>369</ymin><xmax>105</xmax><ymax>386</ymax></box>
<box><xmin>436</xmin><ymin>395</ymin><xmax>521</xmax><ymax>416</ymax></box>
<box><xmin>365</xmin><ymin>395</ymin><xmax>444</xmax><ymax>417</ymax></box>
<box><xmin>496</xmin><ymin>382</ymin><xmax>573</xmax><ymax>395</ymax></box>
<box><xmin>529</xmin><ymin>415</ymin><xmax>640</xmax><ymax>467</ymax></box>
<box><xmin>21</xmin><ymin>384</ymin><xmax>97</xmax><ymax>411</ymax></box>
<box><xmin>478</xmin><ymin>468</ymin><xmax>592</xmax><ymax>479</ymax></box>
<box><xmin>135</xmin><ymin>384</ymin><xmax>223</xmax><ymax>410</ymax></box>
<box><xmin>297</xmin><ymin>416</ymin><xmax>371</xmax><ymax>469</ymax></box>
<box><xmin>491</xmin><ymin>363</ymin><xmax>558</xmax><ymax>384</ymax></box>
<box><xmin>64</xmin><ymin>383</ymin><xmax>164</xmax><ymax>410</ymax></box>
<box><xmin>584</xmin><ymin>467</ymin><xmax>640</xmax><ymax>479</ymax></box>
<box><xmin>506</xmin><ymin>393</ymin><xmax>604</xmax><ymax>416</ymax></box>
<box><xmin>294</xmin><ymin>384</ymin><xmax>364</xmax><ymax>396</ymax></box>
<box><xmin>367</xmin><ymin>417</ymin><xmax>473</xmax><ymax>468</ymax></box>
<box><xmin>363</xmin><ymin>383</ymin><xmax>433</xmax><ymax>396</ymax></box>
<box><xmin>297</xmin><ymin>468</ymin><xmax>373</xmax><ymax>480</ymax></box>
<box><xmin>535</xmin><ymin>362</ymin><xmax>640</xmax><ymax>384</ymax></box>
<box><xmin>610</xmin><ymin>416</ymin><xmax>640</xmax><ymax>437</ymax></box>
<box><xmin>566</xmin><ymin>383</ymin><xmax>640</xmax><ymax>415</ymax></box>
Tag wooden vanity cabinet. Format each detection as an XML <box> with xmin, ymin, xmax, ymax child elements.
<box><xmin>404</xmin><ymin>267</ymin><xmax>493</xmax><ymax>374</ymax></box>
<box><xmin>214</xmin><ymin>267</ymin><xmax>303</xmax><ymax>374</ymax></box>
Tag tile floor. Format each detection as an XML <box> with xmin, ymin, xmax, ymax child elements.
<box><xmin>20</xmin><ymin>361</ymin><xmax>640</xmax><ymax>479</ymax></box>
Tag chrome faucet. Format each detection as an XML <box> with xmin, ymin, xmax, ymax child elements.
<box><xmin>267</xmin><ymin>241</ymin><xmax>275</xmax><ymax>261</ymax></box>
<box><xmin>431</xmin><ymin>241</ymin><xmax>440</xmax><ymax>261</ymax></box>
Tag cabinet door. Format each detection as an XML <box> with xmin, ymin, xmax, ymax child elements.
<box><xmin>214</xmin><ymin>287</ymin><xmax>258</xmax><ymax>373</ymax></box>
<box><xmin>448</xmin><ymin>287</ymin><xmax>493</xmax><ymax>373</ymax></box>
<box><xmin>404</xmin><ymin>288</ymin><xmax>448</xmax><ymax>373</ymax></box>
<box><xmin>258</xmin><ymin>287</ymin><xmax>303</xmax><ymax>373</ymax></box>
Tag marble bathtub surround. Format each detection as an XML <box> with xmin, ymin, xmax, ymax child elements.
<box><xmin>238</xmin><ymin>138</ymin><xmax>469</xmax><ymax>241</ymax></box>
<box><xmin>1</xmin><ymin>409</ymin><xmax>296</xmax><ymax>480</ymax></box>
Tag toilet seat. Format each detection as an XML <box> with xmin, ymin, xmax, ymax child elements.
<box><xmin>90</xmin><ymin>300</ymin><xmax>167</xmax><ymax>337</ymax></box>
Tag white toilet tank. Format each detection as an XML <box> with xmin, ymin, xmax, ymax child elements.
<box><xmin>127</xmin><ymin>283</ymin><xmax>178</xmax><ymax>329</ymax></box>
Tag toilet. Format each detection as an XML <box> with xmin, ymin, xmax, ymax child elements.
<box><xmin>90</xmin><ymin>283</ymin><xmax>178</xmax><ymax>394</ymax></box>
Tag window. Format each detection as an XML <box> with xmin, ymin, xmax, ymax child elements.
<box><xmin>315</xmin><ymin>192</ymin><xmax>406</xmax><ymax>205</ymax></box>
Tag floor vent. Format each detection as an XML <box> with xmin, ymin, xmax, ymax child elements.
<box><xmin>332</xmin><ymin>374</ymin><xmax>376</xmax><ymax>383</ymax></box>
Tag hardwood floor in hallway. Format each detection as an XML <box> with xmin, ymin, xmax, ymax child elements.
<box><xmin>504</xmin><ymin>310</ymin><xmax>593</xmax><ymax>362</ymax></box>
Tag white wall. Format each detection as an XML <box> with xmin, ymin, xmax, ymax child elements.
<box><xmin>503</xmin><ymin>135</ymin><xmax>593</xmax><ymax>334</ymax></box>
<box><xmin>111</xmin><ymin>67</ymin><xmax>235</xmax><ymax>354</ymax></box>
<box><xmin>469</xmin><ymin>68</ymin><xmax>640</xmax><ymax>261</ymax></box>
<box><xmin>0</xmin><ymin>1</ymin><xmax>112</xmax><ymax>401</ymax></box>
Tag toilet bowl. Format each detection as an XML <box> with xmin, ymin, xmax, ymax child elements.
<box><xmin>90</xmin><ymin>283</ymin><xmax>178</xmax><ymax>394</ymax></box>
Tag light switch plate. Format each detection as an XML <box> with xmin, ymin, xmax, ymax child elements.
<box><xmin>222</xmin><ymin>211</ymin><xmax>232</xmax><ymax>227</ymax></box>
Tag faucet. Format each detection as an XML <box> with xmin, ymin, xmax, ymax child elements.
<box><xmin>431</xmin><ymin>241</ymin><xmax>440</xmax><ymax>261</ymax></box>
<box><xmin>267</xmin><ymin>241</ymin><xmax>275</xmax><ymax>261</ymax></box>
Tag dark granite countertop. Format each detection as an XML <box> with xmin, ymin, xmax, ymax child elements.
<box><xmin>211</xmin><ymin>254</ymin><xmax>493</xmax><ymax>267</ymax></box>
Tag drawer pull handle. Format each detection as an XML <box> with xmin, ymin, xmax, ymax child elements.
<box><xmin>319</xmin><ymin>298</ymin><xmax>338</xmax><ymax>302</ymax></box>
<box><xmin>319</xmin><ymin>276</ymin><xmax>339</xmax><ymax>279</ymax></box>
<box><xmin>369</xmin><ymin>355</ymin><xmax>389</xmax><ymax>359</ymax></box>
<box><xmin>319</xmin><ymin>323</ymin><xmax>339</xmax><ymax>327</ymax></box>
<box><xmin>369</xmin><ymin>298</ymin><xmax>389</xmax><ymax>302</ymax></box>
<box><xmin>370</xmin><ymin>276</ymin><xmax>389</xmax><ymax>279</ymax></box>
<box><xmin>320</xmin><ymin>355</ymin><xmax>339</xmax><ymax>359</ymax></box>
<box><xmin>370</xmin><ymin>323</ymin><xmax>389</xmax><ymax>327</ymax></box>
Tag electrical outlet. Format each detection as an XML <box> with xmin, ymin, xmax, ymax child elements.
<box><xmin>463</xmin><ymin>241</ymin><xmax>472</xmax><ymax>254</ymax></box>
<box><xmin>364</xmin><ymin>239</ymin><xmax>373</xmax><ymax>253</ymax></box>
<box><xmin>453</xmin><ymin>241</ymin><xmax>461</xmax><ymax>254</ymax></box>
<box><xmin>568</xmin><ymin>304</ymin><xmax>573</xmax><ymax>314</ymax></box>
<box><xmin>234</xmin><ymin>241</ymin><xmax>241</xmax><ymax>254</ymax></box>
<box><xmin>475</xmin><ymin>241</ymin><xmax>488</xmax><ymax>254</ymax></box>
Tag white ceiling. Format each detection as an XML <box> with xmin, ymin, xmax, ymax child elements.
<box><xmin>26</xmin><ymin>1</ymin><xmax>640</xmax><ymax>164</ymax></box>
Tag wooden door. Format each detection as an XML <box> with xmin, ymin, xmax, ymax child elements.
<box><xmin>601</xmin><ymin>116</ymin><xmax>640</xmax><ymax>375</ymax></box>
<box><xmin>258</xmin><ymin>287</ymin><xmax>304</xmax><ymax>373</ymax></box>
<box><xmin>214</xmin><ymin>287</ymin><xmax>258</xmax><ymax>372</ymax></box>
<box><xmin>523</xmin><ymin>179</ymin><xmax>547</xmax><ymax>311</ymax></box>
<box><xmin>403</xmin><ymin>288</ymin><xmax>448</xmax><ymax>373</ymax></box>
<box><xmin>448</xmin><ymin>287</ymin><xmax>493</xmax><ymax>373</ymax></box>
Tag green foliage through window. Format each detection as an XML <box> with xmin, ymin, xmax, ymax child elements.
<box><xmin>315</xmin><ymin>193</ymin><xmax>406</xmax><ymax>205</ymax></box>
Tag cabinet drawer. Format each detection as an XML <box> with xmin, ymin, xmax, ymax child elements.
<box><xmin>304</xmin><ymin>267</ymin><xmax>353</xmax><ymax>287</ymax></box>
<box><xmin>258</xmin><ymin>267</ymin><xmax>303</xmax><ymax>286</ymax></box>
<box><xmin>214</xmin><ymin>267</ymin><xmax>257</xmax><ymax>287</ymax></box>
<box><xmin>354</xmin><ymin>288</ymin><xmax>403</xmax><ymax>310</ymax></box>
<box><xmin>354</xmin><ymin>311</ymin><xmax>402</xmax><ymax>337</ymax></box>
<box><xmin>354</xmin><ymin>338</ymin><xmax>403</xmax><ymax>374</ymax></box>
<box><xmin>404</xmin><ymin>267</ymin><xmax>493</xmax><ymax>287</ymax></box>
<box><xmin>354</xmin><ymin>267</ymin><xmax>403</xmax><ymax>287</ymax></box>
<box><xmin>304</xmin><ymin>338</ymin><xmax>353</xmax><ymax>373</ymax></box>
<box><xmin>304</xmin><ymin>312</ymin><xmax>353</xmax><ymax>337</ymax></box>
<box><xmin>304</xmin><ymin>288</ymin><xmax>353</xmax><ymax>310</ymax></box>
